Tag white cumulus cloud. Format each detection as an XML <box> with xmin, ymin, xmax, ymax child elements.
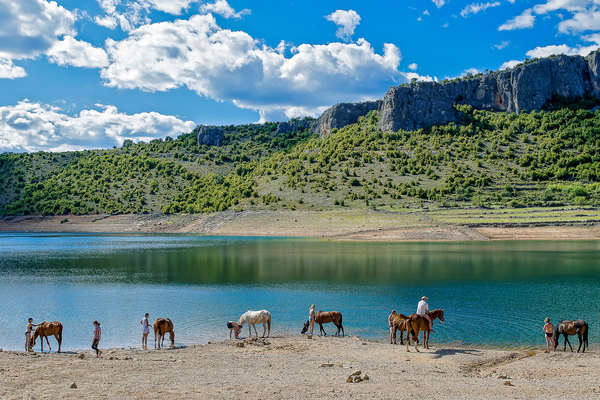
<box><xmin>200</xmin><ymin>0</ymin><xmax>250</xmax><ymax>19</ymax></box>
<box><xmin>432</xmin><ymin>0</ymin><xmax>446</xmax><ymax>8</ymax></box>
<box><xmin>325</xmin><ymin>9</ymin><xmax>361</xmax><ymax>41</ymax></box>
<box><xmin>0</xmin><ymin>58</ymin><xmax>26</xmax><ymax>79</ymax></box>
<box><xmin>498</xmin><ymin>8</ymin><xmax>535</xmax><ymax>30</ymax></box>
<box><xmin>408</xmin><ymin>63</ymin><xmax>418</xmax><ymax>70</ymax></box>
<box><xmin>100</xmin><ymin>14</ymin><xmax>404</xmax><ymax>121</ymax></box>
<box><xmin>0</xmin><ymin>0</ymin><xmax>75</xmax><ymax>60</ymax></box>
<box><xmin>499</xmin><ymin>59</ymin><xmax>521</xmax><ymax>70</ymax></box>
<box><xmin>47</xmin><ymin>36</ymin><xmax>109</xmax><ymax>68</ymax></box>
<box><xmin>0</xmin><ymin>101</ymin><xmax>196</xmax><ymax>152</ymax></box>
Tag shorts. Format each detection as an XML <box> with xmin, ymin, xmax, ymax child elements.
<box><xmin>546</xmin><ymin>332</ymin><xmax>553</xmax><ymax>338</ymax></box>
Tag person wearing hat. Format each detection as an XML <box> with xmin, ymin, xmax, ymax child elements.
<box><xmin>543</xmin><ymin>317</ymin><xmax>555</xmax><ymax>352</ymax></box>
<box><xmin>417</xmin><ymin>296</ymin><xmax>433</xmax><ymax>331</ymax></box>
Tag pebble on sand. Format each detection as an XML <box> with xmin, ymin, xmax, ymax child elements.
<box><xmin>70</xmin><ymin>383</ymin><xmax>77</xmax><ymax>389</ymax></box>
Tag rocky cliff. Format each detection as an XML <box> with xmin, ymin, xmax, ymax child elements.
<box><xmin>313</xmin><ymin>101</ymin><xmax>381</xmax><ymax>136</ymax></box>
<box><xmin>315</xmin><ymin>50</ymin><xmax>600</xmax><ymax>135</ymax></box>
<box><xmin>195</xmin><ymin>125</ymin><xmax>225</xmax><ymax>146</ymax></box>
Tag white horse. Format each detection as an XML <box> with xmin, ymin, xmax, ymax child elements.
<box><xmin>238</xmin><ymin>310</ymin><xmax>271</xmax><ymax>338</ymax></box>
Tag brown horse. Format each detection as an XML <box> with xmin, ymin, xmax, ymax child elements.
<box><xmin>390</xmin><ymin>314</ymin><xmax>413</xmax><ymax>345</ymax></box>
<box><xmin>404</xmin><ymin>309</ymin><xmax>445</xmax><ymax>352</ymax></box>
<box><xmin>32</xmin><ymin>321</ymin><xmax>63</xmax><ymax>353</ymax></box>
<box><xmin>554</xmin><ymin>320</ymin><xmax>589</xmax><ymax>353</ymax></box>
<box><xmin>154</xmin><ymin>318</ymin><xmax>175</xmax><ymax>349</ymax></box>
<box><xmin>301</xmin><ymin>311</ymin><xmax>344</xmax><ymax>336</ymax></box>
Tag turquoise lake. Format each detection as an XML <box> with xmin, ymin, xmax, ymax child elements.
<box><xmin>0</xmin><ymin>233</ymin><xmax>599</xmax><ymax>351</ymax></box>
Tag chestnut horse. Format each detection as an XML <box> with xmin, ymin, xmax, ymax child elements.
<box><xmin>154</xmin><ymin>318</ymin><xmax>175</xmax><ymax>349</ymax></box>
<box><xmin>554</xmin><ymin>320</ymin><xmax>589</xmax><ymax>353</ymax></box>
<box><xmin>404</xmin><ymin>309</ymin><xmax>445</xmax><ymax>352</ymax></box>
<box><xmin>301</xmin><ymin>310</ymin><xmax>344</xmax><ymax>336</ymax></box>
<box><xmin>390</xmin><ymin>314</ymin><xmax>413</xmax><ymax>345</ymax></box>
<box><xmin>32</xmin><ymin>321</ymin><xmax>63</xmax><ymax>353</ymax></box>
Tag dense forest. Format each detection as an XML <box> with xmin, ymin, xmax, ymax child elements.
<box><xmin>2</xmin><ymin>104</ymin><xmax>600</xmax><ymax>216</ymax></box>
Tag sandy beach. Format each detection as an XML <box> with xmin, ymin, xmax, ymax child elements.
<box><xmin>0</xmin><ymin>336</ymin><xmax>597</xmax><ymax>399</ymax></box>
<box><xmin>1</xmin><ymin>210</ymin><xmax>599</xmax><ymax>241</ymax></box>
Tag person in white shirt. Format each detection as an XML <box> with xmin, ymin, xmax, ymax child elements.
<box><xmin>416</xmin><ymin>296</ymin><xmax>433</xmax><ymax>331</ymax></box>
<box><xmin>140</xmin><ymin>313</ymin><xmax>150</xmax><ymax>350</ymax></box>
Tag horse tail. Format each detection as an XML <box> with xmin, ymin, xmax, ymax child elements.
<box><xmin>267</xmin><ymin>313</ymin><xmax>271</xmax><ymax>332</ymax></box>
<box><xmin>58</xmin><ymin>324</ymin><xmax>63</xmax><ymax>345</ymax></box>
<box><xmin>584</xmin><ymin>322</ymin><xmax>589</xmax><ymax>348</ymax></box>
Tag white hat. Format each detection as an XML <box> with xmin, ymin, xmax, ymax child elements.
<box><xmin>421</xmin><ymin>296</ymin><xmax>428</xmax><ymax>301</ymax></box>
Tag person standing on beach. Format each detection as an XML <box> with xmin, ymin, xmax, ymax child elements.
<box><xmin>25</xmin><ymin>318</ymin><xmax>38</xmax><ymax>352</ymax></box>
<box><xmin>309</xmin><ymin>304</ymin><xmax>316</xmax><ymax>335</ymax></box>
<box><xmin>92</xmin><ymin>321</ymin><xmax>102</xmax><ymax>357</ymax></box>
<box><xmin>417</xmin><ymin>296</ymin><xmax>433</xmax><ymax>331</ymax></box>
<box><xmin>543</xmin><ymin>317</ymin><xmax>555</xmax><ymax>352</ymax></box>
<box><xmin>388</xmin><ymin>310</ymin><xmax>397</xmax><ymax>343</ymax></box>
<box><xmin>140</xmin><ymin>313</ymin><xmax>150</xmax><ymax>350</ymax></box>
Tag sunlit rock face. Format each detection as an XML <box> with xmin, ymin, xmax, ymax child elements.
<box><xmin>316</xmin><ymin>50</ymin><xmax>600</xmax><ymax>135</ymax></box>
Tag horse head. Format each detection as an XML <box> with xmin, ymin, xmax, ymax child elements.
<box><xmin>301</xmin><ymin>320</ymin><xmax>309</xmax><ymax>334</ymax></box>
<box><xmin>433</xmin><ymin>309</ymin><xmax>445</xmax><ymax>323</ymax></box>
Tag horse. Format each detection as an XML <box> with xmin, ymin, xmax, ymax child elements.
<box><xmin>404</xmin><ymin>309</ymin><xmax>445</xmax><ymax>352</ymax></box>
<box><xmin>390</xmin><ymin>314</ymin><xmax>413</xmax><ymax>345</ymax></box>
<box><xmin>554</xmin><ymin>320</ymin><xmax>589</xmax><ymax>353</ymax></box>
<box><xmin>238</xmin><ymin>310</ymin><xmax>271</xmax><ymax>338</ymax></box>
<box><xmin>301</xmin><ymin>310</ymin><xmax>344</xmax><ymax>337</ymax></box>
<box><xmin>32</xmin><ymin>321</ymin><xmax>63</xmax><ymax>353</ymax></box>
<box><xmin>154</xmin><ymin>318</ymin><xmax>175</xmax><ymax>349</ymax></box>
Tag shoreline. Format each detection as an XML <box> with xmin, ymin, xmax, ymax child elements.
<box><xmin>1</xmin><ymin>335</ymin><xmax>598</xmax><ymax>399</ymax></box>
<box><xmin>1</xmin><ymin>210</ymin><xmax>599</xmax><ymax>241</ymax></box>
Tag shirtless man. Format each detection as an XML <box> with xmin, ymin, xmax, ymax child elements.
<box><xmin>543</xmin><ymin>317</ymin><xmax>555</xmax><ymax>352</ymax></box>
<box><xmin>417</xmin><ymin>296</ymin><xmax>433</xmax><ymax>331</ymax></box>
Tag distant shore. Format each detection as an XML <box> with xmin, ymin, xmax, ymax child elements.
<box><xmin>1</xmin><ymin>336</ymin><xmax>598</xmax><ymax>399</ymax></box>
<box><xmin>1</xmin><ymin>209</ymin><xmax>599</xmax><ymax>241</ymax></box>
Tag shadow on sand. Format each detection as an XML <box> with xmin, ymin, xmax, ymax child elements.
<box><xmin>430</xmin><ymin>348</ymin><xmax>482</xmax><ymax>359</ymax></box>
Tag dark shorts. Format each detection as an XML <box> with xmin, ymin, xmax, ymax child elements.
<box><xmin>546</xmin><ymin>332</ymin><xmax>553</xmax><ymax>338</ymax></box>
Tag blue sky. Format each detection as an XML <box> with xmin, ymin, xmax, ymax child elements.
<box><xmin>1</xmin><ymin>0</ymin><xmax>599</xmax><ymax>152</ymax></box>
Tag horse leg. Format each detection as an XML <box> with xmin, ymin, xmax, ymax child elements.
<box><xmin>55</xmin><ymin>333</ymin><xmax>61</xmax><ymax>353</ymax></box>
<box><xmin>566</xmin><ymin>336</ymin><xmax>573</xmax><ymax>352</ymax></box>
<box><xmin>262</xmin><ymin>322</ymin><xmax>266</xmax><ymax>338</ymax></box>
<box><xmin>414</xmin><ymin>329</ymin><xmax>420</xmax><ymax>352</ymax></box>
<box><xmin>577</xmin><ymin>334</ymin><xmax>582</xmax><ymax>353</ymax></box>
<box><xmin>45</xmin><ymin>336</ymin><xmax>51</xmax><ymax>352</ymax></box>
<box><xmin>253</xmin><ymin>323</ymin><xmax>259</xmax><ymax>337</ymax></box>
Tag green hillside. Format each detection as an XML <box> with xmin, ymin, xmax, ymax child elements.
<box><xmin>2</xmin><ymin>105</ymin><xmax>600</xmax><ymax>216</ymax></box>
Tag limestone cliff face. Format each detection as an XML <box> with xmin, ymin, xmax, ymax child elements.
<box><xmin>195</xmin><ymin>125</ymin><xmax>225</xmax><ymax>146</ymax></box>
<box><xmin>315</xmin><ymin>50</ymin><xmax>600</xmax><ymax>135</ymax></box>
<box><xmin>314</xmin><ymin>101</ymin><xmax>381</xmax><ymax>136</ymax></box>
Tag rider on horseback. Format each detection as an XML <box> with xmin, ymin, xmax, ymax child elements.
<box><xmin>417</xmin><ymin>296</ymin><xmax>433</xmax><ymax>332</ymax></box>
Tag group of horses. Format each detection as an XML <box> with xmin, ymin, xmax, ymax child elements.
<box><xmin>28</xmin><ymin>318</ymin><xmax>176</xmax><ymax>352</ymax></box>
<box><xmin>24</xmin><ymin>310</ymin><xmax>591</xmax><ymax>354</ymax></box>
<box><xmin>389</xmin><ymin>309</ymin><xmax>445</xmax><ymax>352</ymax></box>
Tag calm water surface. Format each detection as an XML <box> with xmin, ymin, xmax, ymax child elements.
<box><xmin>0</xmin><ymin>233</ymin><xmax>599</xmax><ymax>350</ymax></box>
